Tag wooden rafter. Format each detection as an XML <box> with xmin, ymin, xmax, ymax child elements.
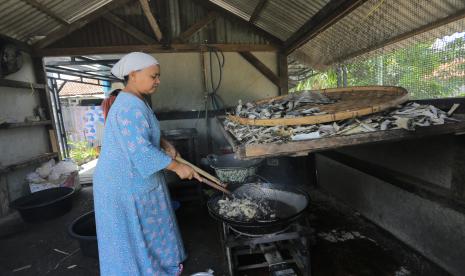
<box><xmin>278</xmin><ymin>53</ymin><xmax>288</xmax><ymax>95</ymax></box>
<box><xmin>35</xmin><ymin>44</ymin><xmax>277</xmax><ymax>57</ymax></box>
<box><xmin>103</xmin><ymin>12</ymin><xmax>157</xmax><ymax>44</ymax></box>
<box><xmin>139</xmin><ymin>0</ymin><xmax>163</xmax><ymax>41</ymax></box>
<box><xmin>249</xmin><ymin>0</ymin><xmax>268</xmax><ymax>23</ymax></box>
<box><xmin>21</xmin><ymin>0</ymin><xmax>69</xmax><ymax>25</ymax></box>
<box><xmin>175</xmin><ymin>11</ymin><xmax>219</xmax><ymax>42</ymax></box>
<box><xmin>33</xmin><ymin>0</ymin><xmax>133</xmax><ymax>49</ymax></box>
<box><xmin>193</xmin><ymin>0</ymin><xmax>283</xmax><ymax>47</ymax></box>
<box><xmin>239</xmin><ymin>51</ymin><xmax>280</xmax><ymax>87</ymax></box>
<box><xmin>284</xmin><ymin>0</ymin><xmax>367</xmax><ymax>55</ymax></box>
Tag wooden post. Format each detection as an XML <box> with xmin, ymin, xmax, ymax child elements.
<box><xmin>278</xmin><ymin>52</ymin><xmax>288</xmax><ymax>95</ymax></box>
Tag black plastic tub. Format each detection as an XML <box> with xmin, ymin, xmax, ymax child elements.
<box><xmin>68</xmin><ymin>211</ymin><xmax>98</xmax><ymax>258</ymax></box>
<box><xmin>9</xmin><ymin>187</ymin><xmax>75</xmax><ymax>223</ymax></box>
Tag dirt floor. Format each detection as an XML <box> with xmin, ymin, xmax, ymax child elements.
<box><xmin>0</xmin><ymin>185</ymin><xmax>450</xmax><ymax>276</ymax></box>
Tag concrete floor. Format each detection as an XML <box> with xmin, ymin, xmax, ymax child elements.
<box><xmin>0</xmin><ymin>186</ymin><xmax>450</xmax><ymax>276</ymax></box>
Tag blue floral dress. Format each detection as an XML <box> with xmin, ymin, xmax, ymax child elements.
<box><xmin>93</xmin><ymin>92</ymin><xmax>185</xmax><ymax>275</ymax></box>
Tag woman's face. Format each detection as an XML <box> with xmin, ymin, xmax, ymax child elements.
<box><xmin>130</xmin><ymin>64</ymin><xmax>161</xmax><ymax>94</ymax></box>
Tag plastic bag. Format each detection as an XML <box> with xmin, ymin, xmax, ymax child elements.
<box><xmin>36</xmin><ymin>159</ymin><xmax>56</xmax><ymax>178</ymax></box>
<box><xmin>26</xmin><ymin>172</ymin><xmax>46</xmax><ymax>184</ymax></box>
<box><xmin>49</xmin><ymin>160</ymin><xmax>78</xmax><ymax>180</ymax></box>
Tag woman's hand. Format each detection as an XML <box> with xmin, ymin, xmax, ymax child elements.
<box><xmin>160</xmin><ymin>138</ymin><xmax>179</xmax><ymax>159</ymax></box>
<box><xmin>166</xmin><ymin>161</ymin><xmax>202</xmax><ymax>182</ymax></box>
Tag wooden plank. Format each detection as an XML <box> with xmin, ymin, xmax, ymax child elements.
<box><xmin>49</xmin><ymin>130</ymin><xmax>59</xmax><ymax>154</ymax></box>
<box><xmin>284</xmin><ymin>0</ymin><xmax>367</xmax><ymax>55</ymax></box>
<box><xmin>0</xmin><ymin>120</ymin><xmax>52</xmax><ymax>129</ymax></box>
<box><xmin>103</xmin><ymin>13</ymin><xmax>157</xmax><ymax>44</ymax></box>
<box><xmin>45</xmin><ymin>60</ymin><xmax>118</xmax><ymax>66</ymax></box>
<box><xmin>278</xmin><ymin>53</ymin><xmax>288</xmax><ymax>95</ymax></box>
<box><xmin>336</xmin><ymin>8</ymin><xmax>465</xmax><ymax>63</ymax></box>
<box><xmin>321</xmin><ymin>151</ymin><xmax>465</xmax><ymax>216</ymax></box>
<box><xmin>35</xmin><ymin>43</ymin><xmax>277</xmax><ymax>56</ymax></box>
<box><xmin>0</xmin><ymin>153</ymin><xmax>58</xmax><ymax>174</ymax></box>
<box><xmin>21</xmin><ymin>0</ymin><xmax>69</xmax><ymax>25</ymax></box>
<box><xmin>33</xmin><ymin>0</ymin><xmax>133</xmax><ymax>49</ymax></box>
<box><xmin>175</xmin><ymin>11</ymin><xmax>219</xmax><ymax>42</ymax></box>
<box><xmin>0</xmin><ymin>79</ymin><xmax>45</xmax><ymax>89</ymax></box>
<box><xmin>193</xmin><ymin>0</ymin><xmax>283</xmax><ymax>47</ymax></box>
<box><xmin>156</xmin><ymin>109</ymin><xmax>228</xmax><ymax>121</ymax></box>
<box><xmin>228</xmin><ymin>120</ymin><xmax>465</xmax><ymax>159</ymax></box>
<box><xmin>239</xmin><ymin>51</ymin><xmax>280</xmax><ymax>87</ymax></box>
<box><xmin>249</xmin><ymin>0</ymin><xmax>268</xmax><ymax>23</ymax></box>
<box><xmin>139</xmin><ymin>0</ymin><xmax>163</xmax><ymax>41</ymax></box>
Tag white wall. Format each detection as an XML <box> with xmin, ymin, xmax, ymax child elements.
<box><xmin>150</xmin><ymin>51</ymin><xmax>279</xmax><ymax>155</ymax></box>
<box><xmin>151</xmin><ymin>52</ymin><xmax>279</xmax><ymax>111</ymax></box>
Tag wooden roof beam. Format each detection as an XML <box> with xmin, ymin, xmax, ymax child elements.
<box><xmin>139</xmin><ymin>0</ymin><xmax>163</xmax><ymax>41</ymax></box>
<box><xmin>239</xmin><ymin>51</ymin><xmax>280</xmax><ymax>87</ymax></box>
<box><xmin>35</xmin><ymin>44</ymin><xmax>277</xmax><ymax>57</ymax></box>
<box><xmin>103</xmin><ymin>12</ymin><xmax>157</xmax><ymax>44</ymax></box>
<box><xmin>33</xmin><ymin>0</ymin><xmax>133</xmax><ymax>49</ymax></box>
<box><xmin>193</xmin><ymin>0</ymin><xmax>283</xmax><ymax>48</ymax></box>
<box><xmin>249</xmin><ymin>0</ymin><xmax>268</xmax><ymax>23</ymax></box>
<box><xmin>174</xmin><ymin>11</ymin><xmax>219</xmax><ymax>42</ymax></box>
<box><xmin>284</xmin><ymin>0</ymin><xmax>367</xmax><ymax>55</ymax></box>
<box><xmin>21</xmin><ymin>0</ymin><xmax>69</xmax><ymax>25</ymax></box>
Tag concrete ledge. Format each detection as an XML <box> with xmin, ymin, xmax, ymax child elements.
<box><xmin>316</xmin><ymin>153</ymin><xmax>465</xmax><ymax>276</ymax></box>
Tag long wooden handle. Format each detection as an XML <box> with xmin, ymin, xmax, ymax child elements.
<box><xmin>201</xmin><ymin>177</ymin><xmax>231</xmax><ymax>195</ymax></box>
<box><xmin>175</xmin><ymin>156</ymin><xmax>227</xmax><ymax>188</ymax></box>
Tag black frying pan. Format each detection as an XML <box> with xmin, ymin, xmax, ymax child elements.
<box><xmin>207</xmin><ymin>182</ymin><xmax>309</xmax><ymax>235</ymax></box>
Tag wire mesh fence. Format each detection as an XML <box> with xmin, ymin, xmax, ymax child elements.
<box><xmin>291</xmin><ymin>0</ymin><xmax>465</xmax><ymax>100</ymax></box>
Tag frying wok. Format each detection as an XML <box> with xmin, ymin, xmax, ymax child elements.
<box><xmin>207</xmin><ymin>182</ymin><xmax>309</xmax><ymax>235</ymax></box>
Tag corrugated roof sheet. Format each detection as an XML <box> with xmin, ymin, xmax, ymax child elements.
<box><xmin>0</xmin><ymin>0</ymin><xmax>114</xmax><ymax>43</ymax></box>
<box><xmin>209</xmin><ymin>0</ymin><xmax>330</xmax><ymax>41</ymax></box>
<box><xmin>297</xmin><ymin>0</ymin><xmax>465</xmax><ymax>67</ymax></box>
<box><xmin>0</xmin><ymin>0</ymin><xmax>61</xmax><ymax>42</ymax></box>
<box><xmin>254</xmin><ymin>0</ymin><xmax>330</xmax><ymax>41</ymax></box>
<box><xmin>49</xmin><ymin>17</ymin><xmax>143</xmax><ymax>48</ymax></box>
<box><xmin>49</xmin><ymin>0</ymin><xmax>269</xmax><ymax>48</ymax></box>
<box><xmin>39</xmin><ymin>0</ymin><xmax>112</xmax><ymax>23</ymax></box>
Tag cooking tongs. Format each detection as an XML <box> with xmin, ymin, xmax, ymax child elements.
<box><xmin>175</xmin><ymin>156</ymin><xmax>231</xmax><ymax>195</ymax></box>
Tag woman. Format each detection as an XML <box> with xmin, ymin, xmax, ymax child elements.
<box><xmin>93</xmin><ymin>52</ymin><xmax>201</xmax><ymax>275</ymax></box>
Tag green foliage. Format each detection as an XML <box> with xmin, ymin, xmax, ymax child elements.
<box><xmin>293</xmin><ymin>35</ymin><xmax>465</xmax><ymax>99</ymax></box>
<box><xmin>292</xmin><ymin>69</ymin><xmax>338</xmax><ymax>91</ymax></box>
<box><xmin>68</xmin><ymin>140</ymin><xmax>99</xmax><ymax>165</ymax></box>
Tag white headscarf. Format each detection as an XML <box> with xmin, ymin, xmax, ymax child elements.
<box><xmin>111</xmin><ymin>52</ymin><xmax>159</xmax><ymax>80</ymax></box>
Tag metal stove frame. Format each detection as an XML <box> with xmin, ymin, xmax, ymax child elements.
<box><xmin>221</xmin><ymin>219</ymin><xmax>313</xmax><ymax>275</ymax></box>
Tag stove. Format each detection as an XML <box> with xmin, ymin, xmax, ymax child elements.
<box><xmin>221</xmin><ymin>219</ymin><xmax>313</xmax><ymax>276</ymax></box>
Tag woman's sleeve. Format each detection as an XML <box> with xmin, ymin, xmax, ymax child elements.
<box><xmin>115</xmin><ymin>106</ymin><xmax>172</xmax><ymax>178</ymax></box>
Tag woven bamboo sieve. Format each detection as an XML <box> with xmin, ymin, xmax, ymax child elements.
<box><xmin>228</xmin><ymin>86</ymin><xmax>409</xmax><ymax>126</ymax></box>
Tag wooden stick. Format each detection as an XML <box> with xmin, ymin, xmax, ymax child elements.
<box><xmin>175</xmin><ymin>156</ymin><xmax>227</xmax><ymax>188</ymax></box>
<box><xmin>200</xmin><ymin>177</ymin><xmax>231</xmax><ymax>195</ymax></box>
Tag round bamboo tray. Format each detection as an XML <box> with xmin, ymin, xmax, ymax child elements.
<box><xmin>228</xmin><ymin>86</ymin><xmax>409</xmax><ymax>126</ymax></box>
